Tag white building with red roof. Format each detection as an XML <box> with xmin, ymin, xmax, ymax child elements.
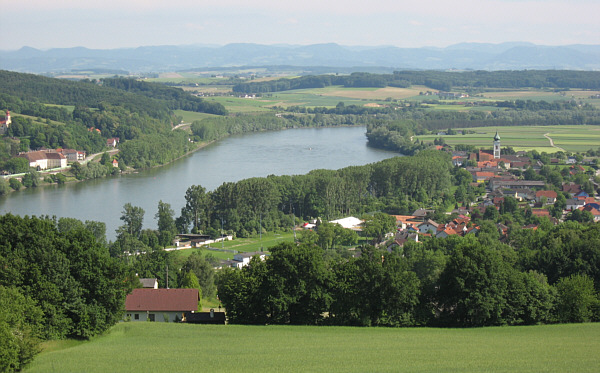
<box><xmin>124</xmin><ymin>288</ymin><xmax>199</xmax><ymax>322</ymax></box>
<box><xmin>18</xmin><ymin>150</ymin><xmax>67</xmax><ymax>170</ymax></box>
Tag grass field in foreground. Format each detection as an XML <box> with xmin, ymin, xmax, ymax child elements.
<box><xmin>27</xmin><ymin>322</ymin><xmax>600</xmax><ymax>372</ymax></box>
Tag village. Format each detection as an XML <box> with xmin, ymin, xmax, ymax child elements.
<box><xmin>390</xmin><ymin>131</ymin><xmax>599</xmax><ymax>248</ymax></box>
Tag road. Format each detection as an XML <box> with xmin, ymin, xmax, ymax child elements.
<box><xmin>543</xmin><ymin>133</ymin><xmax>565</xmax><ymax>152</ymax></box>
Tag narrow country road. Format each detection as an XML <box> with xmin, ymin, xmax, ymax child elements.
<box><xmin>543</xmin><ymin>133</ymin><xmax>565</xmax><ymax>152</ymax></box>
<box><xmin>82</xmin><ymin>149</ymin><xmax>119</xmax><ymax>164</ymax></box>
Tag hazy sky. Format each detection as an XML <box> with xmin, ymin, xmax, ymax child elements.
<box><xmin>1</xmin><ymin>0</ymin><xmax>598</xmax><ymax>50</ymax></box>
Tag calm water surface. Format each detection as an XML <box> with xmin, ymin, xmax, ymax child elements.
<box><xmin>0</xmin><ymin>127</ymin><xmax>399</xmax><ymax>240</ymax></box>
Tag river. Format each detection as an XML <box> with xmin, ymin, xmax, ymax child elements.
<box><xmin>0</xmin><ymin>126</ymin><xmax>399</xmax><ymax>240</ymax></box>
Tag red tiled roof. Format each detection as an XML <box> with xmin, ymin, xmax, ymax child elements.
<box><xmin>536</xmin><ymin>190</ymin><xmax>557</xmax><ymax>199</ymax></box>
<box><xmin>46</xmin><ymin>152</ymin><xmax>66</xmax><ymax>160</ymax></box>
<box><xmin>581</xmin><ymin>205</ymin><xmax>600</xmax><ymax>216</ymax></box>
<box><xmin>475</xmin><ymin>171</ymin><xmax>496</xmax><ymax>178</ymax></box>
<box><xmin>562</xmin><ymin>183</ymin><xmax>582</xmax><ymax>194</ymax></box>
<box><xmin>478</xmin><ymin>161</ymin><xmax>498</xmax><ymax>168</ymax></box>
<box><xmin>391</xmin><ymin>215</ymin><xmax>418</xmax><ymax>224</ymax></box>
<box><xmin>19</xmin><ymin>150</ymin><xmax>65</xmax><ymax>162</ymax></box>
<box><xmin>125</xmin><ymin>288</ymin><xmax>199</xmax><ymax>312</ymax></box>
<box><xmin>531</xmin><ymin>209</ymin><xmax>550</xmax><ymax>217</ymax></box>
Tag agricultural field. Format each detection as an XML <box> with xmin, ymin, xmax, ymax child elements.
<box><xmin>143</xmin><ymin>71</ymin><xmax>600</xmax><ymax>113</ymax></box>
<box><xmin>416</xmin><ymin>125</ymin><xmax>600</xmax><ymax>153</ymax></box>
<box><xmin>204</xmin><ymin>96</ymin><xmax>275</xmax><ymax>113</ymax></box>
<box><xmin>27</xmin><ymin>322</ymin><xmax>600</xmax><ymax>372</ymax></box>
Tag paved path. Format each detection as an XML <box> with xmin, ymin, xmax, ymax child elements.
<box><xmin>82</xmin><ymin>149</ymin><xmax>119</xmax><ymax>164</ymax></box>
<box><xmin>172</xmin><ymin>122</ymin><xmax>191</xmax><ymax>131</ymax></box>
<box><xmin>543</xmin><ymin>132</ymin><xmax>565</xmax><ymax>152</ymax></box>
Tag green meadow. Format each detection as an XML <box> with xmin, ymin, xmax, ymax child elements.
<box><xmin>416</xmin><ymin>125</ymin><xmax>600</xmax><ymax>153</ymax></box>
<box><xmin>27</xmin><ymin>322</ymin><xmax>600</xmax><ymax>372</ymax></box>
<box><xmin>169</xmin><ymin>231</ymin><xmax>295</xmax><ymax>261</ymax></box>
<box><xmin>172</xmin><ymin>109</ymin><xmax>219</xmax><ymax>123</ymax></box>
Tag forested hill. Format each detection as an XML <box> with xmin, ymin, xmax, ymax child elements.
<box><xmin>233</xmin><ymin>70</ymin><xmax>600</xmax><ymax>94</ymax></box>
<box><xmin>0</xmin><ymin>70</ymin><xmax>227</xmax><ymax>118</ymax></box>
<box><xmin>101</xmin><ymin>78</ymin><xmax>227</xmax><ymax>115</ymax></box>
<box><xmin>0</xmin><ymin>70</ymin><xmax>227</xmax><ymax>170</ymax></box>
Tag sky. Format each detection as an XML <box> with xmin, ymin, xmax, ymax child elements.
<box><xmin>1</xmin><ymin>0</ymin><xmax>599</xmax><ymax>50</ymax></box>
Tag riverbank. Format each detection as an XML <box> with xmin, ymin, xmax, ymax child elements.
<box><xmin>0</xmin><ymin>126</ymin><xmax>395</xmax><ymax>241</ymax></box>
<box><xmin>0</xmin><ymin>139</ymin><xmax>217</xmax><ymax>195</ymax></box>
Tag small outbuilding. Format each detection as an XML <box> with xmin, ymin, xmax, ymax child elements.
<box><xmin>185</xmin><ymin>309</ymin><xmax>226</xmax><ymax>325</ymax></box>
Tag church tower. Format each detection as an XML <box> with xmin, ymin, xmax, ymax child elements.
<box><xmin>0</xmin><ymin>110</ymin><xmax>11</xmax><ymax>135</ymax></box>
<box><xmin>493</xmin><ymin>131</ymin><xmax>501</xmax><ymax>159</ymax></box>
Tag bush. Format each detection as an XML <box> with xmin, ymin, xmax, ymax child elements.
<box><xmin>8</xmin><ymin>178</ymin><xmax>21</xmax><ymax>191</ymax></box>
<box><xmin>554</xmin><ymin>274</ymin><xmax>600</xmax><ymax>323</ymax></box>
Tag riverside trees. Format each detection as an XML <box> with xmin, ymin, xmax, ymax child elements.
<box><xmin>173</xmin><ymin>151</ymin><xmax>451</xmax><ymax>239</ymax></box>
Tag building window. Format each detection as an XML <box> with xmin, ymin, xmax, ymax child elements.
<box><xmin>148</xmin><ymin>314</ymin><xmax>155</xmax><ymax>322</ymax></box>
<box><xmin>134</xmin><ymin>314</ymin><xmax>139</xmax><ymax>320</ymax></box>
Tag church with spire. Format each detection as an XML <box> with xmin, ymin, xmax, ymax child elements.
<box><xmin>493</xmin><ymin>131</ymin><xmax>501</xmax><ymax>159</ymax></box>
<box><xmin>0</xmin><ymin>110</ymin><xmax>11</xmax><ymax>135</ymax></box>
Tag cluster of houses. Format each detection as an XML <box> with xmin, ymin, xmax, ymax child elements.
<box><xmin>389</xmin><ymin>132</ymin><xmax>599</xmax><ymax>247</ymax></box>
<box><xmin>1</xmin><ymin>108</ymin><xmax>121</xmax><ymax>172</ymax></box>
<box><xmin>390</xmin><ymin>210</ymin><xmax>480</xmax><ymax>249</ymax></box>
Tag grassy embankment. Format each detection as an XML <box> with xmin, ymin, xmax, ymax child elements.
<box><xmin>28</xmin><ymin>322</ymin><xmax>600</xmax><ymax>372</ymax></box>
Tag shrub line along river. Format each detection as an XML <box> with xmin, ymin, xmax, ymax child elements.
<box><xmin>0</xmin><ymin>127</ymin><xmax>399</xmax><ymax>240</ymax></box>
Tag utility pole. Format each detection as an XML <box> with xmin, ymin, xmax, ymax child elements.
<box><xmin>290</xmin><ymin>200</ymin><xmax>296</xmax><ymax>242</ymax></box>
<box><xmin>221</xmin><ymin>216</ymin><xmax>225</xmax><ymax>250</ymax></box>
<box><xmin>259</xmin><ymin>212</ymin><xmax>263</xmax><ymax>251</ymax></box>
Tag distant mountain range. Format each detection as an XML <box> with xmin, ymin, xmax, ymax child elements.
<box><xmin>1</xmin><ymin>42</ymin><xmax>600</xmax><ymax>74</ymax></box>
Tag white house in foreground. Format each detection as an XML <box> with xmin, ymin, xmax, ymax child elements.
<box><xmin>124</xmin><ymin>288</ymin><xmax>199</xmax><ymax>322</ymax></box>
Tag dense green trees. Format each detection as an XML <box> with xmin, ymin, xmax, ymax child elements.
<box><xmin>218</xmin><ymin>243</ymin><xmax>332</xmax><ymax>325</ymax></box>
<box><xmin>181</xmin><ymin>185</ymin><xmax>209</xmax><ymax>234</ymax></box>
<box><xmin>119</xmin><ymin>203</ymin><xmax>145</xmax><ymax>238</ymax></box>
<box><xmin>181</xmin><ymin>252</ymin><xmax>217</xmax><ymax>299</ymax></box>
<box><xmin>554</xmin><ymin>274</ymin><xmax>599</xmax><ymax>323</ymax></box>
<box><xmin>0</xmin><ymin>285</ymin><xmax>43</xmax><ymax>372</ymax></box>
<box><xmin>217</xmin><ymin>229</ymin><xmax>599</xmax><ymax>327</ymax></box>
<box><xmin>173</xmin><ymin>151</ymin><xmax>449</xmax><ymax>238</ymax></box>
<box><xmin>156</xmin><ymin>200</ymin><xmax>177</xmax><ymax>248</ymax></box>
<box><xmin>0</xmin><ymin>214</ymin><xmax>135</xmax><ymax>345</ymax></box>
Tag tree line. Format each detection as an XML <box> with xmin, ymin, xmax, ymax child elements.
<box><xmin>218</xmin><ymin>223</ymin><xmax>600</xmax><ymax>327</ymax></box>
<box><xmin>233</xmin><ymin>70</ymin><xmax>600</xmax><ymax>94</ymax></box>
